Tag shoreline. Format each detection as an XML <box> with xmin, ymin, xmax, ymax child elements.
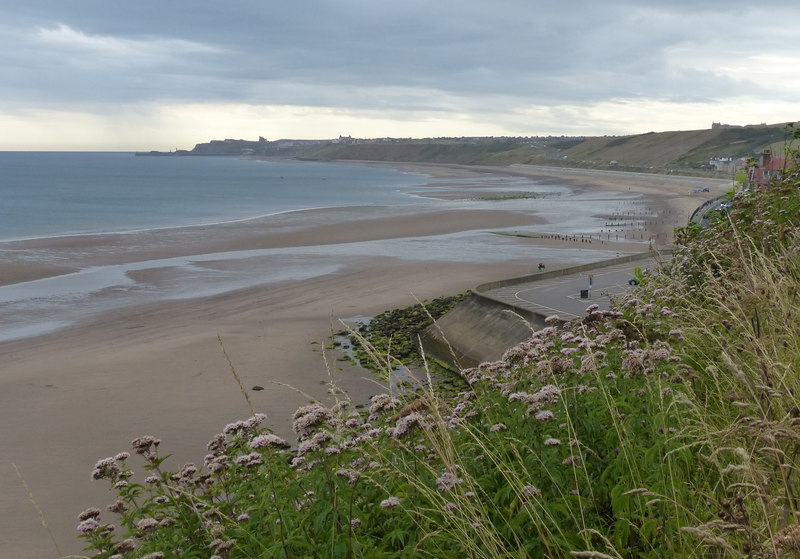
<box><xmin>0</xmin><ymin>205</ymin><xmax>544</xmax><ymax>287</ymax></box>
<box><xmin>0</xmin><ymin>163</ymin><xmax>726</xmax><ymax>558</ymax></box>
<box><xmin>0</xmin><ymin>203</ymin><xmax>355</xmax><ymax>246</ymax></box>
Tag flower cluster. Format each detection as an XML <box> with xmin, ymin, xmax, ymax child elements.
<box><xmin>292</xmin><ymin>404</ymin><xmax>333</xmax><ymax>437</ymax></box>
<box><xmin>368</xmin><ymin>394</ymin><xmax>402</xmax><ymax>417</ymax></box>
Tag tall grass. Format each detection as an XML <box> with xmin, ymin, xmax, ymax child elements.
<box><xmin>76</xmin><ymin>163</ymin><xmax>799</xmax><ymax>558</ymax></box>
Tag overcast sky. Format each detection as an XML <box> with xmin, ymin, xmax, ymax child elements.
<box><xmin>1</xmin><ymin>1</ymin><xmax>798</xmax><ymax>150</ymax></box>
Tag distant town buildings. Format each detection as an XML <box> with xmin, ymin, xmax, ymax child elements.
<box><xmin>712</xmin><ymin>122</ymin><xmax>768</xmax><ymax>129</ymax></box>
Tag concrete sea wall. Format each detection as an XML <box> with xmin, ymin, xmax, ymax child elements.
<box><xmin>422</xmin><ymin>250</ymin><xmax>667</xmax><ymax>369</ymax></box>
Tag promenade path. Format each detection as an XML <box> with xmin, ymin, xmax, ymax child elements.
<box><xmin>477</xmin><ymin>252</ymin><xmax>666</xmax><ymax>322</ymax></box>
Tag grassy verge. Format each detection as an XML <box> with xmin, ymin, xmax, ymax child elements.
<box><xmin>76</xmin><ymin>161</ymin><xmax>799</xmax><ymax>558</ymax></box>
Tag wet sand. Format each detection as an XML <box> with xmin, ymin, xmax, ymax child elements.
<box><xmin>0</xmin><ymin>163</ymin><xmax>728</xmax><ymax>558</ymax></box>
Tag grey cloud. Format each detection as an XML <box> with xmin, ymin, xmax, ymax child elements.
<box><xmin>1</xmin><ymin>1</ymin><xmax>797</xmax><ymax>115</ymax></box>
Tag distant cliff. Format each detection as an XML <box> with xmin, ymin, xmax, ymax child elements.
<box><xmin>136</xmin><ymin>137</ymin><xmax>329</xmax><ymax>157</ymax></box>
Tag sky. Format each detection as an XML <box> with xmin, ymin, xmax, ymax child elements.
<box><xmin>1</xmin><ymin>1</ymin><xmax>798</xmax><ymax>151</ymax></box>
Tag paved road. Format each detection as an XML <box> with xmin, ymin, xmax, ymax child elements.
<box><xmin>691</xmin><ymin>195</ymin><xmax>727</xmax><ymax>225</ymax></box>
<box><xmin>480</xmin><ymin>255</ymin><xmax>664</xmax><ymax>320</ymax></box>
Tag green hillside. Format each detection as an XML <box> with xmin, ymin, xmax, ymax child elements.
<box><xmin>561</xmin><ymin>124</ymin><xmax>791</xmax><ymax>169</ymax></box>
<box><xmin>300</xmin><ymin>139</ymin><xmax>537</xmax><ymax>166</ymax></box>
<box><xmin>298</xmin><ymin>123</ymin><xmax>793</xmax><ymax>173</ymax></box>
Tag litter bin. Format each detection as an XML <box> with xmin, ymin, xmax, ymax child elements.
<box><xmin>580</xmin><ymin>289</ymin><xmax>589</xmax><ymax>299</ymax></box>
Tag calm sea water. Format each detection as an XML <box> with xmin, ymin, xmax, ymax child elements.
<box><xmin>0</xmin><ymin>152</ymin><xmax>633</xmax><ymax>342</ymax></box>
<box><xmin>0</xmin><ymin>152</ymin><xmax>432</xmax><ymax>241</ymax></box>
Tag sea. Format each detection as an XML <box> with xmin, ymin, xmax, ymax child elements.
<box><xmin>0</xmin><ymin>152</ymin><xmax>634</xmax><ymax>342</ymax></box>
<box><xmin>0</xmin><ymin>152</ymin><xmax>437</xmax><ymax>241</ymax></box>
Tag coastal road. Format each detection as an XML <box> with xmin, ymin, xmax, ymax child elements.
<box><xmin>480</xmin><ymin>255</ymin><xmax>664</xmax><ymax>321</ymax></box>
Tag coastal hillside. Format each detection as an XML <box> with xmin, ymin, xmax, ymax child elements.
<box><xmin>300</xmin><ymin>123</ymin><xmax>790</xmax><ymax>172</ymax></box>
<box><xmin>558</xmin><ymin>123</ymin><xmax>793</xmax><ymax>170</ymax></box>
<box><xmin>79</xmin><ymin>154</ymin><xmax>799</xmax><ymax>556</ymax></box>
<box><xmin>170</xmin><ymin>122</ymin><xmax>794</xmax><ymax>175</ymax></box>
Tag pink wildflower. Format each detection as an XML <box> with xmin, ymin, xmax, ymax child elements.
<box><xmin>380</xmin><ymin>496</ymin><xmax>401</xmax><ymax>508</ymax></box>
<box><xmin>436</xmin><ymin>471</ymin><xmax>464</xmax><ymax>491</ymax></box>
<box><xmin>336</xmin><ymin>469</ymin><xmax>360</xmax><ymax>484</ymax></box>
<box><xmin>77</xmin><ymin>519</ymin><xmax>100</xmax><ymax>533</ymax></box>
<box><xmin>389</xmin><ymin>412</ymin><xmax>424</xmax><ymax>438</ymax></box>
<box><xmin>368</xmin><ymin>394</ymin><xmax>401</xmax><ymax>416</ymax></box>
<box><xmin>136</xmin><ymin>518</ymin><xmax>159</xmax><ymax>532</ymax></box>
<box><xmin>297</xmin><ymin>430</ymin><xmax>332</xmax><ymax>455</ymax></box>
<box><xmin>234</xmin><ymin>452</ymin><xmax>262</xmax><ymax>467</ymax></box>
<box><xmin>223</xmin><ymin>420</ymin><xmax>246</xmax><ymax>434</ymax></box>
<box><xmin>292</xmin><ymin>404</ymin><xmax>332</xmax><ymax>436</ymax></box>
<box><xmin>130</xmin><ymin>436</ymin><xmax>160</xmax><ymax>455</ymax></box>
<box><xmin>244</xmin><ymin>413</ymin><xmax>267</xmax><ymax>429</ymax></box>
<box><xmin>91</xmin><ymin>456</ymin><xmax>120</xmax><ymax>480</ymax></box>
<box><xmin>106</xmin><ymin>500</ymin><xmax>127</xmax><ymax>514</ymax></box>
<box><xmin>250</xmin><ymin>433</ymin><xmax>289</xmax><ymax>449</ymax></box>
<box><xmin>78</xmin><ymin>507</ymin><xmax>101</xmax><ymax>521</ymax></box>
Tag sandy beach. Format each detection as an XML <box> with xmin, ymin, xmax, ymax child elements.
<box><xmin>0</xmin><ymin>163</ymin><xmax>729</xmax><ymax>558</ymax></box>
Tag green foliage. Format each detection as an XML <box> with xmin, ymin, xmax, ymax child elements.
<box><xmin>349</xmin><ymin>293</ymin><xmax>466</xmax><ymax>372</ymax></box>
<box><xmin>78</xmin><ymin>167</ymin><xmax>800</xmax><ymax>558</ymax></box>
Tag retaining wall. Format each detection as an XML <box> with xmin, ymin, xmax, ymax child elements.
<box><xmin>420</xmin><ymin>295</ymin><xmax>543</xmax><ymax>370</ymax></box>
